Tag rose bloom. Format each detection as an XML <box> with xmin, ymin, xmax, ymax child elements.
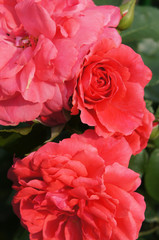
<box><xmin>72</xmin><ymin>38</ymin><xmax>154</xmax><ymax>154</ymax></box>
<box><xmin>0</xmin><ymin>0</ymin><xmax>120</xmax><ymax>126</ymax></box>
<box><xmin>8</xmin><ymin>130</ymin><xmax>145</xmax><ymax>240</ymax></box>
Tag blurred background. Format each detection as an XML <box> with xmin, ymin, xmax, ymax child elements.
<box><xmin>0</xmin><ymin>0</ymin><xmax>159</xmax><ymax>239</ymax></box>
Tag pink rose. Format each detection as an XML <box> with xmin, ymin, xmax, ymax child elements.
<box><xmin>0</xmin><ymin>0</ymin><xmax>121</xmax><ymax>126</ymax></box>
<box><xmin>72</xmin><ymin>38</ymin><xmax>154</xmax><ymax>154</ymax></box>
<box><xmin>8</xmin><ymin>130</ymin><xmax>145</xmax><ymax>240</ymax></box>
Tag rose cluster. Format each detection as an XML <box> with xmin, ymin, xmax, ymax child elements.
<box><xmin>8</xmin><ymin>130</ymin><xmax>145</xmax><ymax>240</ymax></box>
<box><xmin>0</xmin><ymin>0</ymin><xmax>120</xmax><ymax>126</ymax></box>
<box><xmin>3</xmin><ymin>0</ymin><xmax>154</xmax><ymax>239</ymax></box>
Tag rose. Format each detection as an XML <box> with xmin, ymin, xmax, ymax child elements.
<box><xmin>0</xmin><ymin>0</ymin><xmax>121</xmax><ymax>126</ymax></box>
<box><xmin>72</xmin><ymin>38</ymin><xmax>154</xmax><ymax>154</ymax></box>
<box><xmin>8</xmin><ymin>130</ymin><xmax>145</xmax><ymax>240</ymax></box>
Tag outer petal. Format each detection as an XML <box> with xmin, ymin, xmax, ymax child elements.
<box><xmin>97</xmin><ymin>5</ymin><xmax>121</xmax><ymax>27</ymax></box>
<box><xmin>96</xmin><ymin>82</ymin><xmax>145</xmax><ymax>135</ymax></box>
<box><xmin>72</xmin><ymin>129</ymin><xmax>132</xmax><ymax>167</ymax></box>
<box><xmin>106</xmin><ymin>44</ymin><xmax>152</xmax><ymax>88</ymax></box>
<box><xmin>71</xmin><ymin>8</ymin><xmax>107</xmax><ymax>47</ymax></box>
<box><xmin>104</xmin><ymin>163</ymin><xmax>141</xmax><ymax>192</ymax></box>
<box><xmin>125</xmin><ymin>109</ymin><xmax>154</xmax><ymax>154</ymax></box>
<box><xmin>53</xmin><ymin>39</ymin><xmax>78</xmax><ymax>82</ymax></box>
<box><xmin>0</xmin><ymin>95</ymin><xmax>42</xmax><ymax>125</ymax></box>
<box><xmin>22</xmin><ymin>78</ymin><xmax>56</xmax><ymax>103</ymax></box>
<box><xmin>15</xmin><ymin>0</ymin><xmax>56</xmax><ymax>39</ymax></box>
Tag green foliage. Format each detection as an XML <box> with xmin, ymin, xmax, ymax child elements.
<box><xmin>13</xmin><ymin>228</ymin><xmax>29</xmax><ymax>240</ymax></box>
<box><xmin>122</xmin><ymin>6</ymin><xmax>159</xmax><ymax>43</ymax></box>
<box><xmin>93</xmin><ymin>0</ymin><xmax>122</xmax><ymax>6</ymax></box>
<box><xmin>122</xmin><ymin>6</ymin><xmax>159</xmax><ymax>103</ymax></box>
<box><xmin>0</xmin><ymin>122</ymin><xmax>36</xmax><ymax>135</ymax></box>
<box><xmin>145</xmin><ymin>150</ymin><xmax>159</xmax><ymax>202</ymax></box>
<box><xmin>129</xmin><ymin>150</ymin><xmax>148</xmax><ymax>177</ymax></box>
<box><xmin>0</xmin><ymin>123</ymin><xmax>51</xmax><ymax>156</ymax></box>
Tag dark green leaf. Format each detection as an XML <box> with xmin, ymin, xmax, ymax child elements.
<box><xmin>0</xmin><ymin>123</ymin><xmax>36</xmax><ymax>135</ymax></box>
<box><xmin>122</xmin><ymin>6</ymin><xmax>159</xmax><ymax>43</ymax></box>
<box><xmin>145</xmin><ymin>149</ymin><xmax>159</xmax><ymax>202</ymax></box>
<box><xmin>0</xmin><ymin>124</ymin><xmax>51</xmax><ymax>156</ymax></box>
<box><xmin>45</xmin><ymin>124</ymin><xmax>65</xmax><ymax>143</ymax></box>
<box><xmin>145</xmin><ymin>197</ymin><xmax>159</xmax><ymax>223</ymax></box>
<box><xmin>0</xmin><ymin>132</ymin><xmax>21</xmax><ymax>148</ymax></box>
<box><xmin>121</xmin><ymin>7</ymin><xmax>159</xmax><ymax>102</ymax></box>
<box><xmin>93</xmin><ymin>0</ymin><xmax>122</xmax><ymax>6</ymax></box>
<box><xmin>155</xmin><ymin>106</ymin><xmax>159</xmax><ymax>120</ymax></box>
<box><xmin>145</xmin><ymin>100</ymin><xmax>154</xmax><ymax>114</ymax></box>
<box><xmin>129</xmin><ymin>149</ymin><xmax>148</xmax><ymax>177</ymax></box>
<box><xmin>138</xmin><ymin>38</ymin><xmax>159</xmax><ymax>86</ymax></box>
<box><xmin>13</xmin><ymin>227</ymin><xmax>29</xmax><ymax>240</ymax></box>
<box><xmin>150</xmin><ymin>125</ymin><xmax>159</xmax><ymax>140</ymax></box>
<box><xmin>145</xmin><ymin>84</ymin><xmax>159</xmax><ymax>103</ymax></box>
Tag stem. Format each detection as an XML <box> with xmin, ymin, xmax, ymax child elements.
<box><xmin>139</xmin><ymin>226</ymin><xmax>159</xmax><ymax>237</ymax></box>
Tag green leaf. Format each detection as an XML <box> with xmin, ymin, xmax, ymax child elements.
<box><xmin>93</xmin><ymin>0</ymin><xmax>122</xmax><ymax>6</ymax></box>
<box><xmin>128</xmin><ymin>149</ymin><xmax>148</xmax><ymax>177</ymax></box>
<box><xmin>145</xmin><ymin>100</ymin><xmax>154</xmax><ymax>114</ymax></box>
<box><xmin>45</xmin><ymin>124</ymin><xmax>65</xmax><ymax>143</ymax></box>
<box><xmin>0</xmin><ymin>122</ymin><xmax>36</xmax><ymax>135</ymax></box>
<box><xmin>145</xmin><ymin>149</ymin><xmax>159</xmax><ymax>202</ymax></box>
<box><xmin>155</xmin><ymin>106</ymin><xmax>159</xmax><ymax>120</ymax></box>
<box><xmin>13</xmin><ymin>227</ymin><xmax>29</xmax><ymax>240</ymax></box>
<box><xmin>144</xmin><ymin>84</ymin><xmax>159</xmax><ymax>103</ymax></box>
<box><xmin>0</xmin><ymin>132</ymin><xmax>21</xmax><ymax>148</ymax></box>
<box><xmin>145</xmin><ymin>197</ymin><xmax>159</xmax><ymax>223</ymax></box>
<box><xmin>0</xmin><ymin>124</ymin><xmax>51</xmax><ymax>155</ymax></box>
<box><xmin>150</xmin><ymin>125</ymin><xmax>159</xmax><ymax>140</ymax></box>
<box><xmin>121</xmin><ymin>7</ymin><xmax>159</xmax><ymax>102</ymax></box>
<box><xmin>138</xmin><ymin>38</ymin><xmax>159</xmax><ymax>85</ymax></box>
<box><xmin>122</xmin><ymin>6</ymin><xmax>159</xmax><ymax>43</ymax></box>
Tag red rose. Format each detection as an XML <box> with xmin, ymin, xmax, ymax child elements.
<box><xmin>8</xmin><ymin>130</ymin><xmax>145</xmax><ymax>240</ymax></box>
<box><xmin>72</xmin><ymin>38</ymin><xmax>154</xmax><ymax>154</ymax></box>
<box><xmin>125</xmin><ymin>109</ymin><xmax>154</xmax><ymax>154</ymax></box>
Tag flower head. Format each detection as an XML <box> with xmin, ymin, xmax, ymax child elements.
<box><xmin>72</xmin><ymin>38</ymin><xmax>154</xmax><ymax>154</ymax></box>
<box><xmin>8</xmin><ymin>130</ymin><xmax>145</xmax><ymax>240</ymax></box>
<box><xmin>0</xmin><ymin>0</ymin><xmax>121</xmax><ymax>126</ymax></box>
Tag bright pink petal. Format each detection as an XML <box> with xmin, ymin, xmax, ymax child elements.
<box><xmin>15</xmin><ymin>0</ymin><xmax>56</xmax><ymax>39</ymax></box>
<box><xmin>22</xmin><ymin>78</ymin><xmax>56</xmax><ymax>103</ymax></box>
<box><xmin>53</xmin><ymin>38</ymin><xmax>78</xmax><ymax>81</ymax></box>
<box><xmin>0</xmin><ymin>94</ymin><xmax>42</xmax><ymax>125</ymax></box>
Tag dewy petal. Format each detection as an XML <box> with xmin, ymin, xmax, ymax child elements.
<box><xmin>15</xmin><ymin>0</ymin><xmax>56</xmax><ymax>39</ymax></box>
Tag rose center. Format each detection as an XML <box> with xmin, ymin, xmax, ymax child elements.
<box><xmin>15</xmin><ymin>35</ymin><xmax>38</xmax><ymax>49</ymax></box>
<box><xmin>84</xmin><ymin>65</ymin><xmax>113</xmax><ymax>104</ymax></box>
